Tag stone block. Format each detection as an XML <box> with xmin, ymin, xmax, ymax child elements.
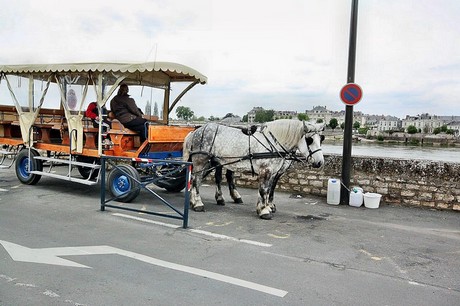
<box><xmin>311</xmin><ymin>181</ymin><xmax>324</xmax><ymax>188</ymax></box>
<box><xmin>421</xmin><ymin>201</ymin><xmax>436</xmax><ymax>208</ymax></box>
<box><xmin>402</xmin><ymin>198</ymin><xmax>420</xmax><ymax>206</ymax></box>
<box><xmin>419</xmin><ymin>192</ymin><xmax>433</xmax><ymax>200</ymax></box>
<box><xmin>376</xmin><ymin>188</ymin><xmax>389</xmax><ymax>195</ymax></box>
<box><xmin>401</xmin><ymin>190</ymin><xmax>416</xmax><ymax>197</ymax></box>
<box><xmin>437</xmin><ymin>203</ymin><xmax>450</xmax><ymax>210</ymax></box>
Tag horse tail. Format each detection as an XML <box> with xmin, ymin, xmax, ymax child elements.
<box><xmin>183</xmin><ymin>130</ymin><xmax>194</xmax><ymax>162</ymax></box>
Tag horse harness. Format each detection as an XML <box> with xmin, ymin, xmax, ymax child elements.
<box><xmin>189</xmin><ymin>123</ymin><xmax>323</xmax><ymax>175</ymax></box>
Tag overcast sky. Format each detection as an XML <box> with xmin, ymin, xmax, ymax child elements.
<box><xmin>0</xmin><ymin>0</ymin><xmax>459</xmax><ymax>119</ymax></box>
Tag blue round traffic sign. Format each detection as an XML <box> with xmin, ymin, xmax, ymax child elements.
<box><xmin>340</xmin><ymin>83</ymin><xmax>362</xmax><ymax>105</ymax></box>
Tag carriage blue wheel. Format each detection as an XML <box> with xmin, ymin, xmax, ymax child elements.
<box><xmin>15</xmin><ymin>149</ymin><xmax>43</xmax><ymax>185</ymax></box>
<box><xmin>107</xmin><ymin>164</ymin><xmax>140</xmax><ymax>203</ymax></box>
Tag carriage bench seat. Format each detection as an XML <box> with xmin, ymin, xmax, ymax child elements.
<box><xmin>33</xmin><ymin>123</ymin><xmax>55</xmax><ymax>143</ymax></box>
<box><xmin>83</xmin><ymin>127</ymin><xmax>100</xmax><ymax>149</ymax></box>
<box><xmin>108</xmin><ymin>119</ymin><xmax>138</xmax><ymax>135</ymax></box>
<box><xmin>0</xmin><ymin>121</ymin><xmax>13</xmax><ymax>138</ymax></box>
<box><xmin>107</xmin><ymin>119</ymin><xmax>141</xmax><ymax>149</ymax></box>
<box><xmin>51</xmin><ymin>123</ymin><xmax>69</xmax><ymax>145</ymax></box>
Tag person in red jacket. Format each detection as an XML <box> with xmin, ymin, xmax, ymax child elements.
<box><xmin>85</xmin><ymin>102</ymin><xmax>112</xmax><ymax>130</ymax></box>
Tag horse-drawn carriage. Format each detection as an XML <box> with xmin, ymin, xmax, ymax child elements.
<box><xmin>0</xmin><ymin>61</ymin><xmax>325</xmax><ymax>222</ymax></box>
<box><xmin>0</xmin><ymin>62</ymin><xmax>206</xmax><ymax>202</ymax></box>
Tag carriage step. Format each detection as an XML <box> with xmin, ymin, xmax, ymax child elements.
<box><xmin>29</xmin><ymin>171</ymin><xmax>98</xmax><ymax>186</ymax></box>
<box><xmin>33</xmin><ymin>156</ymin><xmax>101</xmax><ymax>169</ymax></box>
<box><xmin>0</xmin><ymin>150</ymin><xmax>17</xmax><ymax>155</ymax></box>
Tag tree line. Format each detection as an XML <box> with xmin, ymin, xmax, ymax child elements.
<box><xmin>174</xmin><ymin>106</ymin><xmax>362</xmax><ymax>130</ymax></box>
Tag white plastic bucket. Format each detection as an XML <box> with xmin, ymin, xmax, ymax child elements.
<box><xmin>327</xmin><ymin>178</ymin><xmax>341</xmax><ymax>205</ymax></box>
<box><xmin>349</xmin><ymin>187</ymin><xmax>363</xmax><ymax>207</ymax></box>
<box><xmin>363</xmin><ymin>193</ymin><xmax>382</xmax><ymax>209</ymax></box>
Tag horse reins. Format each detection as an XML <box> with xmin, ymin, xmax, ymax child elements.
<box><xmin>189</xmin><ymin>123</ymin><xmax>322</xmax><ymax>175</ymax></box>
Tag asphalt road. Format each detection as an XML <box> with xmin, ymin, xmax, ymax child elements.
<box><xmin>0</xmin><ymin>166</ymin><xmax>459</xmax><ymax>305</ymax></box>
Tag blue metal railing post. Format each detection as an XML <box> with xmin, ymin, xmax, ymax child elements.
<box><xmin>100</xmin><ymin>156</ymin><xmax>191</xmax><ymax>227</ymax></box>
<box><xmin>182</xmin><ymin>164</ymin><xmax>192</xmax><ymax>228</ymax></box>
<box><xmin>100</xmin><ymin>157</ymin><xmax>106</xmax><ymax>211</ymax></box>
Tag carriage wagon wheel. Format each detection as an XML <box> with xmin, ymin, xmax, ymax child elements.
<box><xmin>15</xmin><ymin>149</ymin><xmax>43</xmax><ymax>185</ymax></box>
<box><xmin>152</xmin><ymin>164</ymin><xmax>186</xmax><ymax>192</ymax></box>
<box><xmin>107</xmin><ymin>164</ymin><xmax>141</xmax><ymax>202</ymax></box>
<box><xmin>76</xmin><ymin>156</ymin><xmax>100</xmax><ymax>179</ymax></box>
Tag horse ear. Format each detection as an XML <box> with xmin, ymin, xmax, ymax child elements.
<box><xmin>303</xmin><ymin>122</ymin><xmax>314</xmax><ymax>133</ymax></box>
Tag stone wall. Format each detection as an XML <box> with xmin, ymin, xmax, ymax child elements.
<box><xmin>230</xmin><ymin>154</ymin><xmax>460</xmax><ymax>211</ymax></box>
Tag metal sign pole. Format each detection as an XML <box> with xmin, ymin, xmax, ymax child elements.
<box><xmin>341</xmin><ymin>0</ymin><xmax>359</xmax><ymax>205</ymax></box>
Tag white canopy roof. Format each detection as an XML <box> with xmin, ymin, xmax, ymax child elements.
<box><xmin>0</xmin><ymin>62</ymin><xmax>207</xmax><ymax>87</ymax></box>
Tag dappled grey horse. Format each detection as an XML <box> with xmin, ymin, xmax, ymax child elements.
<box><xmin>183</xmin><ymin>119</ymin><xmax>325</xmax><ymax>219</ymax></box>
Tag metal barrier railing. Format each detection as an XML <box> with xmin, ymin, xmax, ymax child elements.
<box><xmin>100</xmin><ymin>156</ymin><xmax>192</xmax><ymax>228</ymax></box>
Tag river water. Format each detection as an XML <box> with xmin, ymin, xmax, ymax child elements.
<box><xmin>322</xmin><ymin>142</ymin><xmax>460</xmax><ymax>163</ymax></box>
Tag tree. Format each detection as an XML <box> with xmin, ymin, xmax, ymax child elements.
<box><xmin>242</xmin><ymin>114</ymin><xmax>248</xmax><ymax>122</ymax></box>
<box><xmin>340</xmin><ymin>122</ymin><xmax>345</xmax><ymax>130</ymax></box>
<box><xmin>144</xmin><ymin>100</ymin><xmax>151</xmax><ymax>116</ymax></box>
<box><xmin>353</xmin><ymin>121</ymin><xmax>361</xmax><ymax>129</ymax></box>
<box><xmin>208</xmin><ymin>115</ymin><xmax>220</xmax><ymax>121</ymax></box>
<box><xmin>266</xmin><ymin>110</ymin><xmax>274</xmax><ymax>122</ymax></box>
<box><xmin>297</xmin><ymin>113</ymin><xmax>309</xmax><ymax>121</ymax></box>
<box><xmin>407</xmin><ymin>125</ymin><xmax>418</xmax><ymax>134</ymax></box>
<box><xmin>175</xmin><ymin>106</ymin><xmax>194</xmax><ymax>121</ymax></box>
<box><xmin>316</xmin><ymin>118</ymin><xmax>324</xmax><ymax>123</ymax></box>
<box><xmin>254</xmin><ymin>109</ymin><xmax>274</xmax><ymax>123</ymax></box>
<box><xmin>329</xmin><ymin>118</ymin><xmax>338</xmax><ymax>130</ymax></box>
<box><xmin>153</xmin><ymin>101</ymin><xmax>159</xmax><ymax>117</ymax></box>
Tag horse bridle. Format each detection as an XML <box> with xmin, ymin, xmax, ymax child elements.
<box><xmin>190</xmin><ymin>123</ymin><xmax>324</xmax><ymax>173</ymax></box>
<box><xmin>304</xmin><ymin>133</ymin><xmax>324</xmax><ymax>162</ymax></box>
<box><xmin>302</xmin><ymin>121</ymin><xmax>324</xmax><ymax>163</ymax></box>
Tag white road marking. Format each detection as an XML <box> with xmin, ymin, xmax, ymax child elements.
<box><xmin>15</xmin><ymin>283</ymin><xmax>37</xmax><ymax>287</ymax></box>
<box><xmin>408</xmin><ymin>281</ymin><xmax>426</xmax><ymax>287</ymax></box>
<box><xmin>112</xmin><ymin>213</ymin><xmax>273</xmax><ymax>247</ymax></box>
<box><xmin>43</xmin><ymin>290</ymin><xmax>60</xmax><ymax>298</ymax></box>
<box><xmin>112</xmin><ymin>213</ymin><xmax>181</xmax><ymax>229</ymax></box>
<box><xmin>0</xmin><ymin>240</ymin><xmax>287</xmax><ymax>297</ymax></box>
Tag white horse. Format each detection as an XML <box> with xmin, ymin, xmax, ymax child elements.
<box><xmin>183</xmin><ymin>119</ymin><xmax>325</xmax><ymax>219</ymax></box>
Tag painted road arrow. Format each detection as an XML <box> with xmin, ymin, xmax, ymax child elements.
<box><xmin>0</xmin><ymin>240</ymin><xmax>287</xmax><ymax>297</ymax></box>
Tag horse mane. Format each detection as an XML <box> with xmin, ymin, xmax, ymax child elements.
<box><xmin>262</xmin><ymin>119</ymin><xmax>305</xmax><ymax>148</ymax></box>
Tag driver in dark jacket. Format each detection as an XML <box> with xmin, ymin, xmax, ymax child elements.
<box><xmin>110</xmin><ymin>83</ymin><xmax>147</xmax><ymax>142</ymax></box>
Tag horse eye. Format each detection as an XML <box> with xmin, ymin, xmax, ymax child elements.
<box><xmin>305</xmin><ymin>137</ymin><xmax>313</xmax><ymax>145</ymax></box>
<box><xmin>320</xmin><ymin>135</ymin><xmax>325</xmax><ymax>142</ymax></box>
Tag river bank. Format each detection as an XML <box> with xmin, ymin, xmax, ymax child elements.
<box><xmin>324</xmin><ymin>130</ymin><xmax>460</xmax><ymax>146</ymax></box>
<box><xmin>321</xmin><ymin>141</ymin><xmax>460</xmax><ymax>163</ymax></box>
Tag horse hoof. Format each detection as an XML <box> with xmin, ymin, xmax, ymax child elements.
<box><xmin>259</xmin><ymin>213</ymin><xmax>273</xmax><ymax>220</ymax></box>
<box><xmin>234</xmin><ymin>198</ymin><xmax>243</xmax><ymax>204</ymax></box>
<box><xmin>216</xmin><ymin>200</ymin><xmax>225</xmax><ymax>206</ymax></box>
<box><xmin>193</xmin><ymin>205</ymin><xmax>205</xmax><ymax>212</ymax></box>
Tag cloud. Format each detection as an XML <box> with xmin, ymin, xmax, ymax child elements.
<box><xmin>0</xmin><ymin>0</ymin><xmax>459</xmax><ymax>119</ymax></box>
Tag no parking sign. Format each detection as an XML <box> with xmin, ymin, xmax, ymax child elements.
<box><xmin>340</xmin><ymin>83</ymin><xmax>362</xmax><ymax>106</ymax></box>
